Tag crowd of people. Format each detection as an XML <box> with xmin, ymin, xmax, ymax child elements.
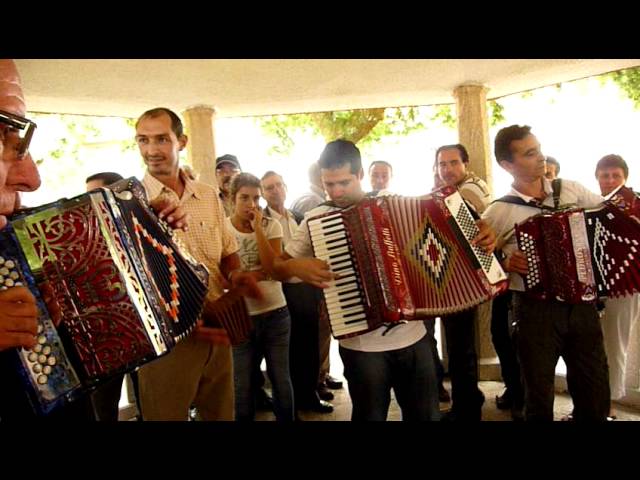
<box><xmin>1</xmin><ymin>58</ymin><xmax>638</xmax><ymax>422</ymax></box>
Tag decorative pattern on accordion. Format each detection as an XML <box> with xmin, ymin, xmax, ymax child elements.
<box><xmin>15</xmin><ymin>201</ymin><xmax>162</xmax><ymax>381</ymax></box>
<box><xmin>586</xmin><ymin>205</ymin><xmax>640</xmax><ymax>298</ymax></box>
<box><xmin>515</xmin><ymin>204</ymin><xmax>640</xmax><ymax>303</ymax></box>
<box><xmin>607</xmin><ymin>185</ymin><xmax>640</xmax><ymax>222</ymax></box>
<box><xmin>384</xmin><ymin>188</ymin><xmax>507</xmax><ymax>316</ymax></box>
<box><xmin>202</xmin><ymin>289</ymin><xmax>253</xmax><ymax>346</ymax></box>
<box><xmin>2</xmin><ymin>178</ymin><xmax>210</xmax><ymax>415</ymax></box>
<box><xmin>308</xmin><ymin>186</ymin><xmax>508</xmax><ymax>339</ymax></box>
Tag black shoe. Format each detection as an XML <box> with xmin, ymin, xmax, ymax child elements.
<box><xmin>438</xmin><ymin>385</ymin><xmax>451</xmax><ymax>403</ymax></box>
<box><xmin>325</xmin><ymin>375</ymin><xmax>343</xmax><ymax>390</ymax></box>
<box><xmin>317</xmin><ymin>384</ymin><xmax>335</xmax><ymax>401</ymax></box>
<box><xmin>255</xmin><ymin>388</ymin><xmax>273</xmax><ymax>411</ymax></box>
<box><xmin>298</xmin><ymin>398</ymin><xmax>334</xmax><ymax>414</ymax></box>
<box><xmin>495</xmin><ymin>389</ymin><xmax>512</xmax><ymax>410</ymax></box>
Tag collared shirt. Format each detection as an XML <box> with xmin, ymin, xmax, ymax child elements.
<box><xmin>142</xmin><ymin>171</ymin><xmax>238</xmax><ymax>302</ymax></box>
<box><xmin>285</xmin><ymin>203</ymin><xmax>427</xmax><ymax>353</ymax></box>
<box><xmin>457</xmin><ymin>171</ymin><xmax>492</xmax><ymax>215</ymax></box>
<box><xmin>290</xmin><ymin>185</ymin><xmax>325</xmax><ymax>216</ymax></box>
<box><xmin>482</xmin><ymin>177</ymin><xmax>603</xmax><ymax>291</ymax></box>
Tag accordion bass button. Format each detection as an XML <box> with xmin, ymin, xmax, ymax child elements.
<box><xmin>37</xmin><ymin>375</ymin><xmax>48</xmax><ymax>385</ymax></box>
<box><xmin>0</xmin><ymin>267</ymin><xmax>8</xmax><ymax>275</ymax></box>
<box><xmin>37</xmin><ymin>354</ymin><xmax>47</xmax><ymax>364</ymax></box>
<box><xmin>28</xmin><ymin>352</ymin><xmax>38</xmax><ymax>362</ymax></box>
<box><xmin>42</xmin><ymin>345</ymin><xmax>51</xmax><ymax>355</ymax></box>
<box><xmin>37</xmin><ymin>335</ymin><xmax>47</xmax><ymax>345</ymax></box>
<box><xmin>43</xmin><ymin>366</ymin><xmax>52</xmax><ymax>375</ymax></box>
<box><xmin>33</xmin><ymin>364</ymin><xmax>43</xmax><ymax>374</ymax></box>
<box><xmin>33</xmin><ymin>343</ymin><xmax>43</xmax><ymax>353</ymax></box>
<box><xmin>37</xmin><ymin>324</ymin><xmax>44</xmax><ymax>334</ymax></box>
<box><xmin>5</xmin><ymin>260</ymin><xmax>15</xmax><ymax>269</ymax></box>
<box><xmin>0</xmin><ymin>256</ymin><xmax>4</xmax><ymax>264</ymax></box>
<box><xmin>47</xmin><ymin>357</ymin><xmax>57</xmax><ymax>366</ymax></box>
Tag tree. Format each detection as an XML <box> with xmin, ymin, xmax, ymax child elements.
<box><xmin>603</xmin><ymin>66</ymin><xmax>640</xmax><ymax>109</ymax></box>
<box><xmin>258</xmin><ymin>101</ymin><xmax>507</xmax><ymax>156</ymax></box>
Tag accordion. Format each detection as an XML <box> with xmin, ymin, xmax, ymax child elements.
<box><xmin>0</xmin><ymin>177</ymin><xmax>209</xmax><ymax>415</ymax></box>
<box><xmin>202</xmin><ymin>289</ymin><xmax>253</xmax><ymax>346</ymax></box>
<box><xmin>515</xmin><ymin>197</ymin><xmax>640</xmax><ymax>304</ymax></box>
<box><xmin>308</xmin><ymin>186</ymin><xmax>508</xmax><ymax>339</ymax></box>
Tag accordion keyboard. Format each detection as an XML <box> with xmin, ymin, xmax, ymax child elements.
<box><xmin>308</xmin><ymin>213</ymin><xmax>369</xmax><ymax>337</ymax></box>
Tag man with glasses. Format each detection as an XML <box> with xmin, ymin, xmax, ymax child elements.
<box><xmin>0</xmin><ymin>60</ymin><xmax>41</xmax><ymax>356</ymax></box>
<box><xmin>0</xmin><ymin>60</ymin><xmax>188</xmax><ymax>420</ymax></box>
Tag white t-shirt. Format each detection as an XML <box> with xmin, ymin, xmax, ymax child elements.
<box><xmin>285</xmin><ymin>203</ymin><xmax>426</xmax><ymax>353</ymax></box>
<box><xmin>226</xmin><ymin>217</ymin><xmax>287</xmax><ymax>315</ymax></box>
<box><xmin>482</xmin><ymin>178</ymin><xmax>604</xmax><ymax>291</ymax></box>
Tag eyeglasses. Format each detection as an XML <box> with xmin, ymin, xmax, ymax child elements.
<box><xmin>0</xmin><ymin>109</ymin><xmax>37</xmax><ymax>159</ymax></box>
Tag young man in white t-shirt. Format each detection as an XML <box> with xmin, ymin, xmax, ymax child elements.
<box><xmin>272</xmin><ymin>139</ymin><xmax>497</xmax><ymax>421</ymax></box>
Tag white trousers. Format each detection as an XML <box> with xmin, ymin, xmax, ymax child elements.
<box><xmin>600</xmin><ymin>294</ymin><xmax>640</xmax><ymax>400</ymax></box>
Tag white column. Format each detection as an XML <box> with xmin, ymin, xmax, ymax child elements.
<box><xmin>182</xmin><ymin>105</ymin><xmax>217</xmax><ymax>188</ymax></box>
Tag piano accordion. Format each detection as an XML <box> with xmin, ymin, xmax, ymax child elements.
<box><xmin>202</xmin><ymin>289</ymin><xmax>253</xmax><ymax>346</ymax></box>
<box><xmin>0</xmin><ymin>177</ymin><xmax>209</xmax><ymax>415</ymax></box>
<box><xmin>515</xmin><ymin>196</ymin><xmax>640</xmax><ymax>303</ymax></box>
<box><xmin>307</xmin><ymin>186</ymin><xmax>508</xmax><ymax>339</ymax></box>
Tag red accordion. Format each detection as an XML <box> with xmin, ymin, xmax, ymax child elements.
<box><xmin>202</xmin><ymin>289</ymin><xmax>253</xmax><ymax>346</ymax></box>
<box><xmin>308</xmin><ymin>186</ymin><xmax>508</xmax><ymax>339</ymax></box>
<box><xmin>1</xmin><ymin>178</ymin><xmax>209</xmax><ymax>415</ymax></box>
<box><xmin>515</xmin><ymin>196</ymin><xmax>640</xmax><ymax>303</ymax></box>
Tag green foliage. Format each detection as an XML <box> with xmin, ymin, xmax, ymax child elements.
<box><xmin>488</xmin><ymin>100</ymin><xmax>505</xmax><ymax>126</ymax></box>
<box><xmin>604</xmin><ymin>66</ymin><xmax>640</xmax><ymax>109</ymax></box>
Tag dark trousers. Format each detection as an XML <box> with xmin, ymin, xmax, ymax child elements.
<box><xmin>442</xmin><ymin>308</ymin><xmax>484</xmax><ymax>421</ymax></box>
<box><xmin>90</xmin><ymin>371</ymin><xmax>140</xmax><ymax>421</ymax></box>
<box><xmin>424</xmin><ymin>318</ymin><xmax>446</xmax><ymax>386</ymax></box>
<box><xmin>339</xmin><ymin>334</ymin><xmax>439</xmax><ymax>421</ymax></box>
<box><xmin>490</xmin><ymin>291</ymin><xmax>523</xmax><ymax>405</ymax></box>
<box><xmin>512</xmin><ymin>293</ymin><xmax>610</xmax><ymax>421</ymax></box>
<box><xmin>283</xmin><ymin>282</ymin><xmax>322</xmax><ymax>405</ymax></box>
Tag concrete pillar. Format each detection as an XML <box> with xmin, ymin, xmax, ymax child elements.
<box><xmin>454</xmin><ymin>83</ymin><xmax>501</xmax><ymax>381</ymax></box>
<box><xmin>454</xmin><ymin>84</ymin><xmax>493</xmax><ymax>195</ymax></box>
<box><xmin>182</xmin><ymin>105</ymin><xmax>217</xmax><ymax>188</ymax></box>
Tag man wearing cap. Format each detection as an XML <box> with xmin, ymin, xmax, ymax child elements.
<box><xmin>216</xmin><ymin>154</ymin><xmax>241</xmax><ymax>217</ymax></box>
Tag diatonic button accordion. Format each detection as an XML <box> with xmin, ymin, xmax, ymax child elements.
<box><xmin>0</xmin><ymin>177</ymin><xmax>209</xmax><ymax>415</ymax></box>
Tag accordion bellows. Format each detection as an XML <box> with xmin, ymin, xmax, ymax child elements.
<box><xmin>308</xmin><ymin>186</ymin><xmax>508</xmax><ymax>339</ymax></box>
<box><xmin>1</xmin><ymin>178</ymin><xmax>209</xmax><ymax>415</ymax></box>
<box><xmin>516</xmin><ymin>186</ymin><xmax>640</xmax><ymax>304</ymax></box>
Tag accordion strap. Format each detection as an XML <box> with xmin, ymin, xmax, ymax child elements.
<box><xmin>493</xmin><ymin>179</ymin><xmax>562</xmax><ymax>211</ymax></box>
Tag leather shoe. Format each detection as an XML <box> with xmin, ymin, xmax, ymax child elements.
<box><xmin>317</xmin><ymin>384</ymin><xmax>335</xmax><ymax>401</ymax></box>
<box><xmin>255</xmin><ymin>388</ymin><xmax>273</xmax><ymax>411</ymax></box>
<box><xmin>495</xmin><ymin>389</ymin><xmax>512</xmax><ymax>410</ymax></box>
<box><xmin>298</xmin><ymin>398</ymin><xmax>334</xmax><ymax>414</ymax></box>
<box><xmin>325</xmin><ymin>375</ymin><xmax>343</xmax><ymax>390</ymax></box>
<box><xmin>438</xmin><ymin>384</ymin><xmax>451</xmax><ymax>403</ymax></box>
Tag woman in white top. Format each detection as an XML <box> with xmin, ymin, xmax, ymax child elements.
<box><xmin>226</xmin><ymin>173</ymin><xmax>294</xmax><ymax>421</ymax></box>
